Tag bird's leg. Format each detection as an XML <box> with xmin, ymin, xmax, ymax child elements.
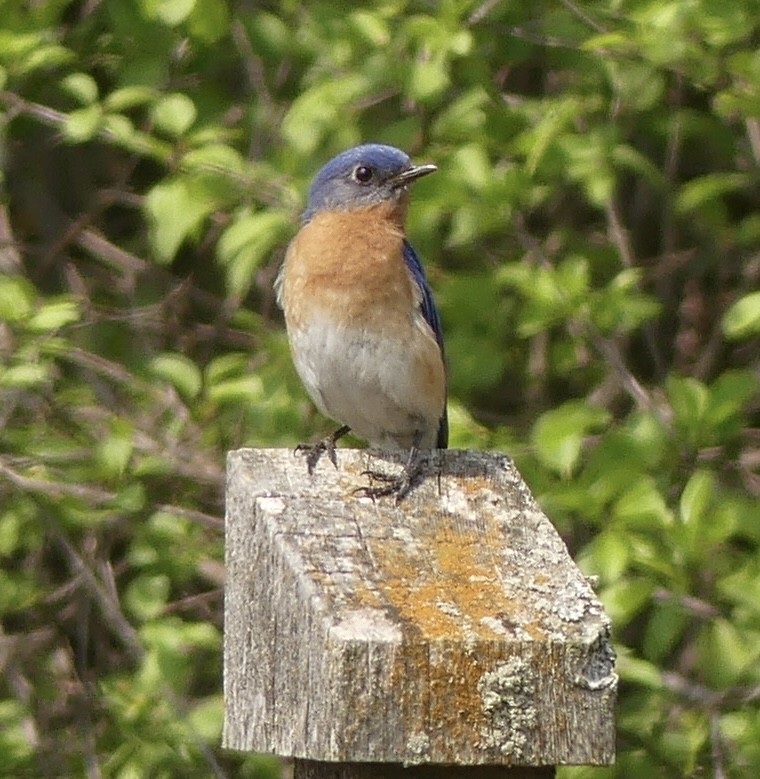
<box><xmin>356</xmin><ymin>431</ymin><xmax>424</xmax><ymax>503</ymax></box>
<box><xmin>295</xmin><ymin>425</ymin><xmax>351</xmax><ymax>475</ymax></box>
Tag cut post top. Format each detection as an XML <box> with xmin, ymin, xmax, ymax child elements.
<box><xmin>223</xmin><ymin>448</ymin><xmax>616</xmax><ymax>767</ymax></box>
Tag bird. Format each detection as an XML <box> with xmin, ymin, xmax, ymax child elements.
<box><xmin>275</xmin><ymin>143</ymin><xmax>448</xmax><ymax>500</ymax></box>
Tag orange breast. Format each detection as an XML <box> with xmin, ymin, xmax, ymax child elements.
<box><xmin>279</xmin><ymin>201</ymin><xmax>419</xmax><ymax>331</ymax></box>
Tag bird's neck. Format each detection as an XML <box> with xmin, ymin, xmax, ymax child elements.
<box><xmin>346</xmin><ymin>195</ymin><xmax>409</xmax><ymax>229</ymax></box>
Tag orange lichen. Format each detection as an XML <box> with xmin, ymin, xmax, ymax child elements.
<box><xmin>350</xmin><ymin>510</ymin><xmax>546</xmax><ymax>643</ymax></box>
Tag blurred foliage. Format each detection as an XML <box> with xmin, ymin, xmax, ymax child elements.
<box><xmin>0</xmin><ymin>0</ymin><xmax>759</xmax><ymax>776</ymax></box>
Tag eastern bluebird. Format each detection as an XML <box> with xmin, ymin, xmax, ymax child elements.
<box><xmin>275</xmin><ymin>143</ymin><xmax>448</xmax><ymax>499</ymax></box>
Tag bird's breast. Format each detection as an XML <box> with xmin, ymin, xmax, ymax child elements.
<box><xmin>276</xmin><ymin>204</ymin><xmax>445</xmax><ymax>448</ymax></box>
<box><xmin>278</xmin><ymin>205</ymin><xmax>418</xmax><ymax>331</ymax></box>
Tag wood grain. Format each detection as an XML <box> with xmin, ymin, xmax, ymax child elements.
<box><xmin>223</xmin><ymin>448</ymin><xmax>616</xmax><ymax>769</ymax></box>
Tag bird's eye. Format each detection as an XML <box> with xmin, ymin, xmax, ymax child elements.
<box><xmin>353</xmin><ymin>165</ymin><xmax>373</xmax><ymax>183</ymax></box>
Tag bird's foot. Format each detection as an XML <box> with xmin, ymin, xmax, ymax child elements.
<box><xmin>354</xmin><ymin>438</ymin><xmax>425</xmax><ymax>503</ymax></box>
<box><xmin>295</xmin><ymin>425</ymin><xmax>350</xmax><ymax>475</ymax></box>
<box><xmin>294</xmin><ymin>440</ymin><xmax>334</xmax><ymax>475</ymax></box>
<box><xmin>354</xmin><ymin>464</ymin><xmax>421</xmax><ymax>503</ymax></box>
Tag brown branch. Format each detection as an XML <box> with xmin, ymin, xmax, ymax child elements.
<box><xmin>467</xmin><ymin>0</ymin><xmax>501</xmax><ymax>25</ymax></box>
<box><xmin>652</xmin><ymin>588</ymin><xmax>721</xmax><ymax>620</ymax></box>
<box><xmin>46</xmin><ymin>522</ymin><xmax>143</xmax><ymax>663</ymax></box>
<box><xmin>514</xmin><ymin>212</ymin><xmax>666</xmax><ymax>423</ymax></box>
<box><xmin>710</xmin><ymin>710</ymin><xmax>727</xmax><ymax>779</ymax></box>
<box><xmin>558</xmin><ymin>0</ymin><xmax>608</xmax><ymax>33</ymax></box>
<box><xmin>588</xmin><ymin>329</ymin><xmax>666</xmax><ymax>421</ymax></box>
<box><xmin>745</xmin><ymin>118</ymin><xmax>760</xmax><ymax>168</ymax></box>
<box><xmin>0</xmin><ymin>204</ymin><xmax>22</xmax><ymax>272</ymax></box>
<box><xmin>663</xmin><ymin>671</ymin><xmax>760</xmax><ymax>709</ymax></box>
<box><xmin>604</xmin><ymin>199</ymin><xmax>636</xmax><ymax>269</ymax></box>
<box><xmin>46</xmin><ymin>523</ymin><xmax>229</xmax><ymax>778</ymax></box>
<box><xmin>155</xmin><ymin>504</ymin><xmax>223</xmax><ymax>529</ymax></box>
<box><xmin>0</xmin><ymin>458</ymin><xmax>222</xmax><ymax>525</ymax></box>
<box><xmin>0</xmin><ymin>458</ymin><xmax>117</xmax><ymax>504</ymax></box>
<box><xmin>0</xmin><ymin>90</ymin><xmax>289</xmax><ymax>206</ymax></box>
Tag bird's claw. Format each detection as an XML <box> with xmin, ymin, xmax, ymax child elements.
<box><xmin>353</xmin><ymin>466</ymin><xmax>420</xmax><ymax>503</ymax></box>
<box><xmin>294</xmin><ymin>425</ymin><xmax>350</xmax><ymax>475</ymax></box>
<box><xmin>294</xmin><ymin>439</ymin><xmax>337</xmax><ymax>474</ymax></box>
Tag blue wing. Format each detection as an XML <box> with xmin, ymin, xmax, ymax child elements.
<box><xmin>403</xmin><ymin>240</ymin><xmax>448</xmax><ymax>448</ymax></box>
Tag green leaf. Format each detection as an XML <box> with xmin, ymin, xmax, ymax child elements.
<box><xmin>441</xmin><ymin>273</ymin><xmax>509</xmax><ymax>395</ymax></box>
<box><xmin>679</xmin><ymin>469</ymin><xmax>714</xmax><ymax>527</ymax></box>
<box><xmin>139</xmin><ymin>618</ymin><xmax>219</xmax><ymax>690</ymax></box>
<box><xmin>150</xmin><ymin>93</ymin><xmax>197</xmax><ymax>137</ymax></box>
<box><xmin>407</xmin><ymin>54</ymin><xmax>449</xmax><ymax>102</ymax></box>
<box><xmin>181</xmin><ymin>143</ymin><xmax>245</xmax><ymax>175</ymax></box>
<box><xmin>61</xmin><ymin>72</ymin><xmax>99</xmax><ymax>104</ymax></box>
<box><xmin>217</xmin><ymin>209</ymin><xmax>293</xmax><ymax>296</ymax></box>
<box><xmin>188</xmin><ymin>0</ymin><xmax>229</xmax><ymax>42</ymax></box>
<box><xmin>582</xmin><ymin>31</ymin><xmax>633</xmax><ymax>53</ymax></box>
<box><xmin>141</xmin><ymin>0</ymin><xmax>196</xmax><ymax>26</ymax></box>
<box><xmin>704</xmin><ymin>370</ymin><xmax>758</xmax><ymax>435</ymax></box>
<box><xmin>643</xmin><ymin>602</ymin><xmax>690</xmax><ymax>663</ymax></box>
<box><xmin>18</xmin><ymin>43</ymin><xmax>73</xmax><ymax>75</ymax></box>
<box><xmin>102</xmin><ymin>114</ymin><xmax>136</xmax><ymax>144</ymax></box>
<box><xmin>125</xmin><ymin>574</ymin><xmax>170</xmax><ymax>621</ymax></box>
<box><xmin>187</xmin><ymin>696</ymin><xmax>223</xmax><ymax>742</ymax></box>
<box><xmin>0</xmin><ymin>275</ymin><xmax>34</xmax><ymax>321</ymax></box>
<box><xmin>0</xmin><ymin>699</ymin><xmax>35</xmax><ymax>764</ymax></box>
<box><xmin>204</xmin><ymin>353</ymin><xmax>249</xmax><ymax>385</ymax></box>
<box><xmin>667</xmin><ymin>375</ymin><xmax>709</xmax><ymax>435</ymax></box>
<box><xmin>556</xmin><ymin>255</ymin><xmax>590</xmax><ymax>301</ymax></box>
<box><xmin>676</xmin><ymin>469</ymin><xmax>731</xmax><ymax>562</ymax></box>
<box><xmin>698</xmin><ymin>618</ymin><xmax>759</xmax><ymax>687</ymax></box>
<box><xmin>617</xmin><ymin>653</ymin><xmax>663</xmax><ymax>690</ymax></box>
<box><xmin>26</xmin><ymin>299</ymin><xmax>80</xmax><ymax>332</ymax></box>
<box><xmin>676</xmin><ymin>172</ymin><xmax>753</xmax><ymax>214</ymax></box>
<box><xmin>281</xmin><ymin>75</ymin><xmax>368</xmax><ymax>155</ymax></box>
<box><xmin>723</xmin><ymin>291</ymin><xmax>760</xmax><ymax>339</ymax></box>
<box><xmin>0</xmin><ymin>30</ymin><xmax>46</xmax><ymax>63</ymax></box>
<box><xmin>104</xmin><ymin>85</ymin><xmax>157</xmax><ymax>111</ymax></box>
<box><xmin>448</xmin><ymin>143</ymin><xmax>492</xmax><ymax>192</ymax></box>
<box><xmin>349</xmin><ymin>10</ymin><xmax>390</xmax><ymax>46</ymax></box>
<box><xmin>63</xmin><ymin>105</ymin><xmax>103</xmax><ymax>143</ymax></box>
<box><xmin>144</xmin><ymin>177</ymin><xmax>217</xmax><ymax>263</ymax></box>
<box><xmin>0</xmin><ymin>363</ymin><xmax>49</xmax><ymax>388</ymax></box>
<box><xmin>719</xmin><ymin>559</ymin><xmax>760</xmax><ymax>612</ymax></box>
<box><xmin>98</xmin><ymin>420</ymin><xmax>135</xmax><ymax>478</ymax></box>
<box><xmin>207</xmin><ymin>375</ymin><xmax>264</xmax><ymax>405</ymax></box>
<box><xmin>526</xmin><ymin>97</ymin><xmax>580</xmax><ymax>175</ymax></box>
<box><xmin>531</xmin><ymin>401</ymin><xmax>610</xmax><ymax>476</ymax></box>
<box><xmin>613</xmin><ymin>476</ymin><xmax>673</xmax><ymax>529</ymax></box>
<box><xmin>247</xmin><ymin>11</ymin><xmax>289</xmax><ymax>57</ymax></box>
<box><xmin>600</xmin><ymin>577</ymin><xmax>654</xmax><ymax>627</ymax></box>
<box><xmin>149</xmin><ymin>353</ymin><xmax>202</xmax><ymax>401</ymax></box>
<box><xmin>432</xmin><ymin>87</ymin><xmax>488</xmax><ymax>139</ymax></box>
<box><xmin>0</xmin><ymin>511</ymin><xmax>22</xmax><ymax>557</ymax></box>
<box><xmin>562</xmin><ymin>132</ymin><xmax>616</xmax><ymax>206</ymax></box>
<box><xmin>577</xmin><ymin>530</ymin><xmax>631</xmax><ymax>582</ymax></box>
<box><xmin>112</xmin><ymin>484</ymin><xmax>147</xmax><ymax>513</ymax></box>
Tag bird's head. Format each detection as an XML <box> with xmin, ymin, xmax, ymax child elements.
<box><xmin>303</xmin><ymin>144</ymin><xmax>436</xmax><ymax>222</ymax></box>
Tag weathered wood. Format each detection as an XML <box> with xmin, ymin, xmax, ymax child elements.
<box><xmin>223</xmin><ymin>448</ymin><xmax>616</xmax><ymax>769</ymax></box>
<box><xmin>292</xmin><ymin>759</ymin><xmax>555</xmax><ymax>778</ymax></box>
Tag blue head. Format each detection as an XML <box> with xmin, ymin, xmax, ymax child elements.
<box><xmin>303</xmin><ymin>144</ymin><xmax>436</xmax><ymax>222</ymax></box>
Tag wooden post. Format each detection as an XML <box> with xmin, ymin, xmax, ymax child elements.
<box><xmin>223</xmin><ymin>449</ymin><xmax>616</xmax><ymax>777</ymax></box>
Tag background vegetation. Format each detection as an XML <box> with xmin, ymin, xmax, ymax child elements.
<box><xmin>1</xmin><ymin>0</ymin><xmax>759</xmax><ymax>776</ymax></box>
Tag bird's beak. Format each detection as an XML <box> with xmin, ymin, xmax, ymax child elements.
<box><xmin>389</xmin><ymin>163</ymin><xmax>437</xmax><ymax>188</ymax></box>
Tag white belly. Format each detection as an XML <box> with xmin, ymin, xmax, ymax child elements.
<box><xmin>288</xmin><ymin>313</ymin><xmax>444</xmax><ymax>449</ymax></box>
